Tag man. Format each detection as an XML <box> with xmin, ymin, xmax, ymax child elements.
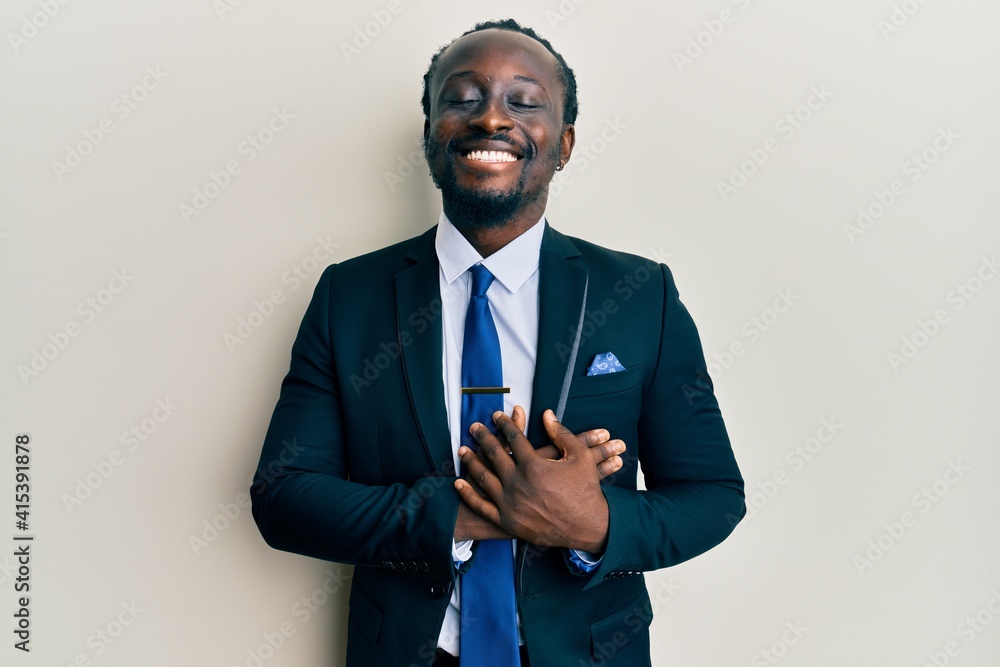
<box><xmin>251</xmin><ymin>18</ymin><xmax>744</xmax><ymax>667</ymax></box>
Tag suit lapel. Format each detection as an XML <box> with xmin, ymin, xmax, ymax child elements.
<box><xmin>394</xmin><ymin>223</ymin><xmax>588</xmax><ymax>464</ymax></box>
<box><xmin>527</xmin><ymin>223</ymin><xmax>588</xmax><ymax>444</ymax></box>
<box><xmin>395</xmin><ymin>227</ymin><xmax>454</xmax><ymax>473</ymax></box>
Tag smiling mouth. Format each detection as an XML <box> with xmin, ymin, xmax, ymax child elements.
<box><xmin>462</xmin><ymin>150</ymin><xmax>521</xmax><ymax>163</ymax></box>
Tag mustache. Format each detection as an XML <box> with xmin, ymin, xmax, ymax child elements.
<box><xmin>446</xmin><ymin>132</ymin><xmax>534</xmax><ymax>160</ymax></box>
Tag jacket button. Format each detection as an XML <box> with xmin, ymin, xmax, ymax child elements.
<box><xmin>430</xmin><ymin>582</ymin><xmax>448</xmax><ymax>599</ymax></box>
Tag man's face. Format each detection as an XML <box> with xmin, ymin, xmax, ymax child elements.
<box><xmin>423</xmin><ymin>29</ymin><xmax>574</xmax><ymax>230</ymax></box>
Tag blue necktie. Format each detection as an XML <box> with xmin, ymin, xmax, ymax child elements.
<box><xmin>459</xmin><ymin>264</ymin><xmax>520</xmax><ymax>666</ymax></box>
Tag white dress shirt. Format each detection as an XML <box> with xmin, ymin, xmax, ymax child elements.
<box><xmin>434</xmin><ymin>211</ymin><xmax>542</xmax><ymax>654</ymax></box>
<box><xmin>432</xmin><ymin>211</ymin><xmax>600</xmax><ymax>655</ymax></box>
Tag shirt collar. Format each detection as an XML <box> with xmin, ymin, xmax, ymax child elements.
<box><xmin>434</xmin><ymin>210</ymin><xmax>546</xmax><ymax>294</ymax></box>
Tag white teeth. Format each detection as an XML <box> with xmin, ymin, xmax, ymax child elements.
<box><xmin>465</xmin><ymin>150</ymin><xmax>518</xmax><ymax>163</ymax></box>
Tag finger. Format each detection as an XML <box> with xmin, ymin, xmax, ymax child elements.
<box><xmin>462</xmin><ymin>470</ymin><xmax>490</xmax><ymax>498</ymax></box>
<box><xmin>577</xmin><ymin>428</ymin><xmax>610</xmax><ymax>447</ymax></box>
<box><xmin>454</xmin><ymin>479</ymin><xmax>502</xmax><ymax>525</ymax></box>
<box><xmin>538</xmin><ymin>435</ymin><xmax>619</xmax><ymax>461</ymax></box>
<box><xmin>596</xmin><ymin>455</ymin><xmax>624</xmax><ymax>479</ymax></box>
<box><xmin>469</xmin><ymin>422</ymin><xmax>516</xmax><ymax>479</ymax></box>
<box><xmin>511</xmin><ymin>405</ymin><xmax>527</xmax><ymax>434</ymax></box>
<box><xmin>458</xmin><ymin>444</ymin><xmax>505</xmax><ymax>500</ymax></box>
<box><xmin>542</xmin><ymin>409</ymin><xmax>584</xmax><ymax>458</ymax></box>
<box><xmin>491</xmin><ymin>411</ymin><xmax>537</xmax><ymax>461</ymax></box>
<box><xmin>589</xmin><ymin>439</ymin><xmax>626</xmax><ymax>465</ymax></box>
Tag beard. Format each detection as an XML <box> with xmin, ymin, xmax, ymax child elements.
<box><xmin>424</xmin><ymin>132</ymin><xmax>556</xmax><ymax>231</ymax></box>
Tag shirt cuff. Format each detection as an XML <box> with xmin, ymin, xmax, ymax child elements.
<box><xmin>453</xmin><ymin>539</ymin><xmax>474</xmax><ymax>568</ymax></box>
<box><xmin>566</xmin><ymin>548</ymin><xmax>603</xmax><ymax>573</ymax></box>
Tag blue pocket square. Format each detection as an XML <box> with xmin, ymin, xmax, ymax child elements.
<box><xmin>587</xmin><ymin>352</ymin><xmax>626</xmax><ymax>376</ymax></box>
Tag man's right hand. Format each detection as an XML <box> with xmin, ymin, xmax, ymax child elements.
<box><xmin>453</xmin><ymin>405</ymin><xmax>625</xmax><ymax>542</ymax></box>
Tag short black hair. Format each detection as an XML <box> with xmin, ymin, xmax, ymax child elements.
<box><xmin>420</xmin><ymin>18</ymin><xmax>579</xmax><ymax>126</ymax></box>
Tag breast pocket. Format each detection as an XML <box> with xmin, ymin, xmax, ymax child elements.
<box><xmin>562</xmin><ymin>364</ymin><xmax>643</xmax><ymax>447</ymax></box>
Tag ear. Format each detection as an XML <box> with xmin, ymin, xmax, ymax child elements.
<box><xmin>560</xmin><ymin>124</ymin><xmax>576</xmax><ymax>166</ymax></box>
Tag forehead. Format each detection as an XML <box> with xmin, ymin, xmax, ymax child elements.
<box><xmin>433</xmin><ymin>29</ymin><xmax>562</xmax><ymax>90</ymax></box>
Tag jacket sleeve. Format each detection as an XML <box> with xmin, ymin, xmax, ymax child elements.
<box><xmin>250</xmin><ymin>265</ymin><xmax>459</xmax><ymax>582</ymax></box>
<box><xmin>584</xmin><ymin>263</ymin><xmax>745</xmax><ymax>588</ymax></box>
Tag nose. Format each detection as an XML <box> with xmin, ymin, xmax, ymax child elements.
<box><xmin>469</xmin><ymin>97</ymin><xmax>514</xmax><ymax>135</ymax></box>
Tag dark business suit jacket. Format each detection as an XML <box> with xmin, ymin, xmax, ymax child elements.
<box><xmin>251</xmin><ymin>222</ymin><xmax>745</xmax><ymax>667</ymax></box>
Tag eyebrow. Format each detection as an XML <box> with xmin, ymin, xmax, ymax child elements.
<box><xmin>442</xmin><ymin>71</ymin><xmax>547</xmax><ymax>91</ymax></box>
<box><xmin>514</xmin><ymin>74</ymin><xmax>545</xmax><ymax>89</ymax></box>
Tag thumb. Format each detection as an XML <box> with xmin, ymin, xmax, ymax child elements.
<box><xmin>543</xmin><ymin>409</ymin><xmax>581</xmax><ymax>458</ymax></box>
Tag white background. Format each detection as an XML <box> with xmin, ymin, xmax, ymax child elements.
<box><xmin>2</xmin><ymin>1</ymin><xmax>999</xmax><ymax>665</ymax></box>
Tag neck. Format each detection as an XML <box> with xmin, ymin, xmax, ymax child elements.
<box><xmin>446</xmin><ymin>194</ymin><xmax>548</xmax><ymax>258</ymax></box>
